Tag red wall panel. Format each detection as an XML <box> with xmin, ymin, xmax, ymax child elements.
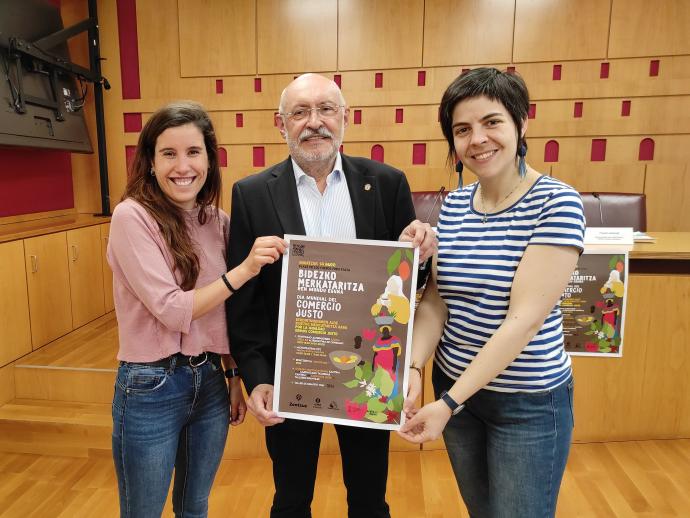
<box><xmin>0</xmin><ymin>147</ymin><xmax>74</xmax><ymax>217</ymax></box>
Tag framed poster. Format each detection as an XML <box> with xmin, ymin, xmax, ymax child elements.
<box><xmin>274</xmin><ymin>235</ymin><xmax>418</xmax><ymax>430</ymax></box>
<box><xmin>562</xmin><ymin>251</ymin><xmax>628</xmax><ymax>357</ymax></box>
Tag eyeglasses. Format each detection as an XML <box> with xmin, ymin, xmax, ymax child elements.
<box><xmin>281</xmin><ymin>104</ymin><xmax>344</xmax><ymax>121</ymax></box>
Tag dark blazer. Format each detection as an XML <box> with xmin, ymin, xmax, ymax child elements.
<box><xmin>226</xmin><ymin>154</ymin><xmax>416</xmax><ymax>393</ymax></box>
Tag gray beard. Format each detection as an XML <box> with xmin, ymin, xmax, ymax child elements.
<box><xmin>289</xmin><ymin>140</ymin><xmax>339</xmax><ymax>164</ymax></box>
<box><xmin>287</xmin><ymin>128</ymin><xmax>342</xmax><ymax>165</ymax></box>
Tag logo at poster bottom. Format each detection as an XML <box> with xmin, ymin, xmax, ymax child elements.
<box><xmin>289</xmin><ymin>393</ymin><xmax>307</xmax><ymax>408</ymax></box>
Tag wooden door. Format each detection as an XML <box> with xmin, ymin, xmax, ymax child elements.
<box><xmin>24</xmin><ymin>232</ymin><xmax>72</xmax><ymax>348</ymax></box>
<box><xmin>0</xmin><ymin>240</ymin><xmax>32</xmax><ymax>365</ymax></box>
<box><xmin>67</xmin><ymin>226</ymin><xmax>105</xmax><ymax>328</ymax></box>
<box><xmin>100</xmin><ymin>223</ymin><xmax>114</xmax><ymax>313</ymax></box>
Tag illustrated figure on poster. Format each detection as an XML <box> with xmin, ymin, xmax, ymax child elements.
<box><xmin>370</xmin><ymin>274</ymin><xmax>410</xmax><ymax>325</ymax></box>
<box><xmin>369</xmin><ymin>273</ymin><xmax>410</xmax><ymax>398</ymax></box>
<box><xmin>596</xmin><ymin>293</ymin><xmax>621</xmax><ymax>335</ymax></box>
<box><xmin>372</xmin><ymin>324</ymin><xmax>402</xmax><ymax>398</ymax></box>
<box><xmin>341</xmin><ymin>268</ymin><xmax>413</xmax><ymax>425</ymax></box>
<box><xmin>585</xmin><ymin>258</ymin><xmax>625</xmax><ymax>353</ymax></box>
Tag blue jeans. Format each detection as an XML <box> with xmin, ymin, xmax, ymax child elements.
<box><xmin>433</xmin><ymin>364</ymin><xmax>574</xmax><ymax>518</ymax></box>
<box><xmin>112</xmin><ymin>356</ymin><xmax>229</xmax><ymax>518</ymax></box>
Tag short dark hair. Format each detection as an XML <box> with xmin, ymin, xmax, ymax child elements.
<box><xmin>439</xmin><ymin>67</ymin><xmax>530</xmax><ymax>165</ymax></box>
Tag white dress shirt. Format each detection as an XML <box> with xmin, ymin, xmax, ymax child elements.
<box><xmin>292</xmin><ymin>154</ymin><xmax>357</xmax><ymax>239</ymax></box>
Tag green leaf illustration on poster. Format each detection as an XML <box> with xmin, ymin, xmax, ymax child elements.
<box><xmin>377</xmin><ymin>369</ymin><xmax>394</xmax><ymax>397</ymax></box>
<box><xmin>360</xmin><ymin>362</ymin><xmax>373</xmax><ymax>382</ymax></box>
<box><xmin>387</xmin><ymin>393</ymin><xmax>404</xmax><ymax>412</ymax></box>
<box><xmin>386</xmin><ymin>249</ymin><xmax>402</xmax><ymax>275</ymax></box>
<box><xmin>367</xmin><ymin>398</ymin><xmax>387</xmax><ymax>413</ymax></box>
<box><xmin>366</xmin><ymin>412</ymin><xmax>388</xmax><ymax>423</ymax></box>
<box><xmin>352</xmin><ymin>392</ymin><xmax>370</xmax><ymax>404</ymax></box>
<box><xmin>602</xmin><ymin>322</ymin><xmax>615</xmax><ymax>338</ymax></box>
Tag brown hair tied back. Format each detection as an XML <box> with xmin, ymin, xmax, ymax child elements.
<box><xmin>123</xmin><ymin>101</ymin><xmax>221</xmax><ymax>290</ymax></box>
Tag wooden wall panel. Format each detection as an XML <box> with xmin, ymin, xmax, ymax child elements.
<box><xmin>213</xmin><ymin>111</ymin><xmax>284</xmax><ymax>146</ymax></box>
<box><xmin>550</xmin><ymin>164</ymin><xmax>646</xmax><ymax>194</ymax></box>
<box><xmin>0</xmin><ymin>241</ymin><xmax>31</xmax><ymax>367</ymax></box>
<box><xmin>644</xmin><ymin>164</ymin><xmax>690</xmax><ymax>231</ymax></box>
<box><xmin>122</xmin><ymin>58</ymin><xmax>690</xmax><ymax>116</ymax></box>
<box><xmin>97</xmin><ymin>4</ymin><xmax>690</xmax><ymax>230</ymax></box>
<box><xmin>136</xmin><ymin>1</ymin><xmax>209</xmax><ymax>101</ymax></box>
<box><xmin>100</xmin><ymin>224</ymin><xmax>114</xmax><ymax>313</ymax></box>
<box><xmin>338</xmin><ymin>68</ymin><xmax>461</xmax><ymax>109</ymax></box>
<box><xmin>224</xmin><ymin>144</ymin><xmax>288</xmax><ymax>177</ymax></box>
<box><xmin>342</xmin><ymin>142</ymin><xmax>453</xmax><ymax>192</ymax></box>
<box><xmin>514</xmin><ymin>0</ymin><xmax>610</xmax><ymax>63</ymax></box>
<box><xmin>633</xmin><ymin>276</ymin><xmax>690</xmax><ymax>439</ymax></box>
<box><xmin>496</xmin><ymin>57</ymin><xmax>690</xmax><ymax>101</ymax></box>
<box><xmin>571</xmin><ymin>273</ymin><xmax>690</xmax><ymax>441</ymax></box>
<box><xmin>528</xmin><ymin>97</ymin><xmax>690</xmax><ymax>137</ymax></box>
<box><xmin>423</xmin><ymin>0</ymin><xmax>514</xmax><ymax>67</ymax></box>
<box><xmin>178</xmin><ymin>0</ymin><xmax>256</xmax><ymax>77</ymax></box>
<box><xmin>528</xmin><ymin>135</ymin><xmax>690</xmax><ymax>165</ymax></box>
<box><xmin>345</xmin><ymin>106</ymin><xmax>442</xmax><ymax>143</ymax></box>
<box><xmin>0</xmin><ymin>364</ymin><xmax>14</xmax><ymax>406</ymax></box>
<box><xmin>609</xmin><ymin>0</ymin><xmax>690</xmax><ymax>58</ymax></box>
<box><xmin>338</xmin><ymin>0</ymin><xmax>424</xmax><ymax>70</ymax></box>
<box><xmin>257</xmin><ymin>0</ymin><xmax>337</xmax><ymax>74</ymax></box>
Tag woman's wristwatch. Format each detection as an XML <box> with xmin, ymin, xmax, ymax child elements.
<box><xmin>439</xmin><ymin>390</ymin><xmax>465</xmax><ymax>415</ymax></box>
<box><xmin>224</xmin><ymin>367</ymin><xmax>240</xmax><ymax>379</ymax></box>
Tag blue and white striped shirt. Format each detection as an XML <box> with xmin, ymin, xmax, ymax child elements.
<box><xmin>435</xmin><ymin>175</ymin><xmax>585</xmax><ymax>392</ymax></box>
<box><xmin>292</xmin><ymin>154</ymin><xmax>356</xmax><ymax>239</ymax></box>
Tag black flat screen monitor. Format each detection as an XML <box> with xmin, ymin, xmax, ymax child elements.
<box><xmin>0</xmin><ymin>0</ymin><xmax>93</xmax><ymax>153</ymax></box>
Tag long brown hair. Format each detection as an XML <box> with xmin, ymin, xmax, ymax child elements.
<box><xmin>123</xmin><ymin>101</ymin><xmax>221</xmax><ymax>290</ymax></box>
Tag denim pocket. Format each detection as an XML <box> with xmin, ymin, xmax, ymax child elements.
<box><xmin>567</xmin><ymin>377</ymin><xmax>575</xmax><ymax>427</ymax></box>
<box><xmin>124</xmin><ymin>366</ymin><xmax>169</xmax><ymax>393</ymax></box>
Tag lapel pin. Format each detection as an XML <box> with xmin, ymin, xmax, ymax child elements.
<box><xmin>364</xmin><ymin>183</ymin><xmax>371</xmax><ymax>191</ymax></box>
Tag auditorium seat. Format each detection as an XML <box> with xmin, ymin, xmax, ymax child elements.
<box><xmin>580</xmin><ymin>192</ymin><xmax>647</xmax><ymax>231</ymax></box>
<box><xmin>412</xmin><ymin>190</ymin><xmax>647</xmax><ymax>231</ymax></box>
<box><xmin>412</xmin><ymin>190</ymin><xmax>447</xmax><ymax>226</ymax></box>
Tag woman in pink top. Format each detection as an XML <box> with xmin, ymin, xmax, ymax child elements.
<box><xmin>108</xmin><ymin>101</ymin><xmax>286</xmax><ymax>518</ymax></box>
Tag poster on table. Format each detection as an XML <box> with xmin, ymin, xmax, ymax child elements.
<box><xmin>274</xmin><ymin>235</ymin><xmax>418</xmax><ymax>430</ymax></box>
<box><xmin>562</xmin><ymin>251</ymin><xmax>628</xmax><ymax>357</ymax></box>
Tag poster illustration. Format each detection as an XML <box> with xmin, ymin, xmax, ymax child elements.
<box><xmin>562</xmin><ymin>252</ymin><xmax>628</xmax><ymax>357</ymax></box>
<box><xmin>274</xmin><ymin>235</ymin><xmax>418</xmax><ymax>430</ymax></box>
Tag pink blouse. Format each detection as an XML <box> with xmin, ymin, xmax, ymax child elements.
<box><xmin>107</xmin><ymin>198</ymin><xmax>230</xmax><ymax>362</ymax></box>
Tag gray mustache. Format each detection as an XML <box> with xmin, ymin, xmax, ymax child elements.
<box><xmin>299</xmin><ymin>128</ymin><xmax>333</xmax><ymax>142</ymax></box>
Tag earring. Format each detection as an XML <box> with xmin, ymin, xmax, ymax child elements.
<box><xmin>455</xmin><ymin>159</ymin><xmax>463</xmax><ymax>188</ymax></box>
<box><xmin>517</xmin><ymin>141</ymin><xmax>527</xmax><ymax>178</ymax></box>
<box><xmin>150</xmin><ymin>167</ymin><xmax>155</xmax><ymax>176</ymax></box>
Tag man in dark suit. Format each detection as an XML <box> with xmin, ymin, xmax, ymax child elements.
<box><xmin>227</xmin><ymin>73</ymin><xmax>435</xmax><ymax>518</ymax></box>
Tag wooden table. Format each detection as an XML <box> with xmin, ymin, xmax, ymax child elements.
<box><xmin>572</xmin><ymin>232</ymin><xmax>690</xmax><ymax>441</ymax></box>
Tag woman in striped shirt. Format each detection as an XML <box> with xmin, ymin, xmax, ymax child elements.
<box><xmin>399</xmin><ymin>68</ymin><xmax>585</xmax><ymax>518</ymax></box>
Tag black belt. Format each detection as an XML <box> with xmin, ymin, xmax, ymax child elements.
<box><xmin>131</xmin><ymin>351</ymin><xmax>221</xmax><ymax>369</ymax></box>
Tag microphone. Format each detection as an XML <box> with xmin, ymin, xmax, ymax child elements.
<box><xmin>416</xmin><ymin>186</ymin><xmax>445</xmax><ymax>291</ymax></box>
<box><xmin>423</xmin><ymin>186</ymin><xmax>446</xmax><ymax>225</ymax></box>
<box><xmin>592</xmin><ymin>192</ymin><xmax>604</xmax><ymax>225</ymax></box>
